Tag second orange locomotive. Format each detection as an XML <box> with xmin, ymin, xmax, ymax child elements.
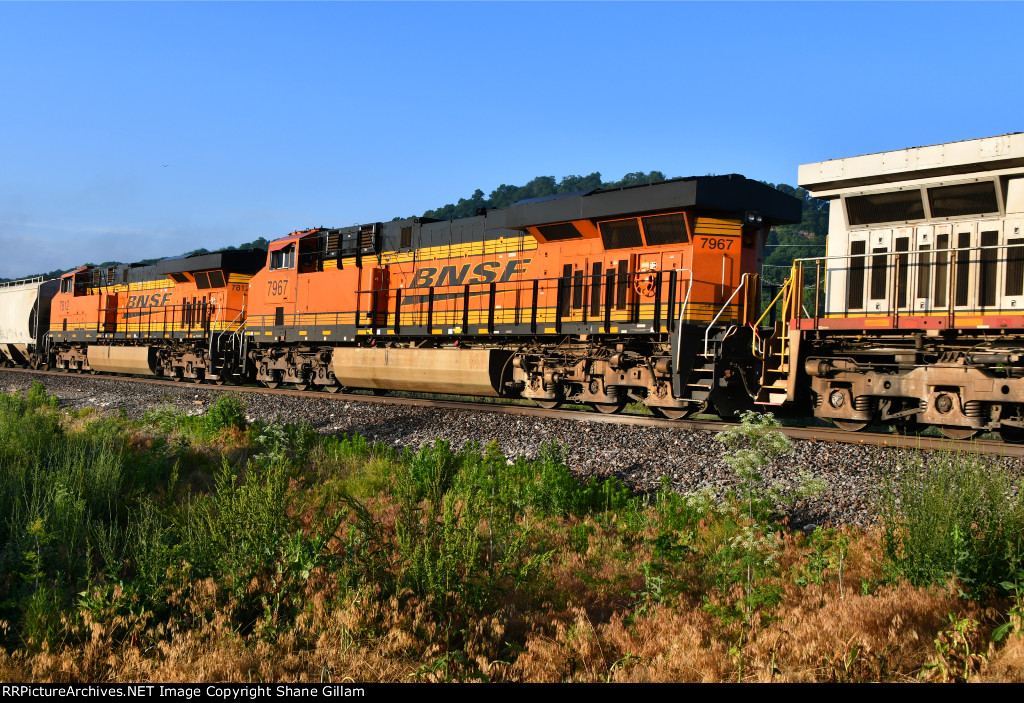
<box><xmin>242</xmin><ymin>176</ymin><xmax>799</xmax><ymax>417</ymax></box>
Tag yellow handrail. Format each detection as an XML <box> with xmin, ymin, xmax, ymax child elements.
<box><xmin>753</xmin><ymin>278</ymin><xmax>791</xmax><ymax>328</ymax></box>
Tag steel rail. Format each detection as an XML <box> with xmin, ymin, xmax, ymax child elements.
<box><xmin>4</xmin><ymin>367</ymin><xmax>1024</xmax><ymax>458</ymax></box>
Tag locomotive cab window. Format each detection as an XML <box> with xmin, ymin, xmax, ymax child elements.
<box><xmin>169</xmin><ymin>273</ymin><xmax>189</xmax><ymax>284</ymax></box>
<box><xmin>298</xmin><ymin>238</ymin><xmax>322</xmax><ymax>273</ymax></box>
<box><xmin>270</xmin><ymin>244</ymin><xmax>296</xmax><ymax>270</ymax></box>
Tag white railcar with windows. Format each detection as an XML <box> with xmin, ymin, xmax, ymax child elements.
<box><xmin>774</xmin><ymin>134</ymin><xmax>1024</xmax><ymax>439</ymax></box>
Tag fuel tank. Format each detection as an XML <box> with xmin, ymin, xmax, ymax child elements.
<box><xmin>331</xmin><ymin>347</ymin><xmax>511</xmax><ymax>396</ymax></box>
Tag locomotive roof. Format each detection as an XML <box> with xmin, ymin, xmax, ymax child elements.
<box><xmin>65</xmin><ymin>248</ymin><xmax>267</xmax><ymax>286</ymax></box>
<box><xmin>489</xmin><ymin>175</ymin><xmax>802</xmax><ymax>229</ymax></box>
<box><xmin>155</xmin><ymin>248</ymin><xmax>266</xmax><ymax>276</ymax></box>
<box><xmin>799</xmin><ymin>133</ymin><xmax>1024</xmax><ymax>195</ymax></box>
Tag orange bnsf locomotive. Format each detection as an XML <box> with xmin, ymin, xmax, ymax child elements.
<box><xmin>44</xmin><ymin>249</ymin><xmax>265</xmax><ymax>382</ymax></box>
<box><xmin>0</xmin><ymin>175</ymin><xmax>802</xmax><ymax>420</ymax></box>
<box><xmin>240</xmin><ymin>176</ymin><xmax>800</xmax><ymax>417</ymax></box>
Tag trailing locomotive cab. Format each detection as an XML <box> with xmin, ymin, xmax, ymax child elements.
<box><xmin>47</xmin><ymin>250</ymin><xmax>264</xmax><ymax>380</ymax></box>
<box><xmin>245</xmin><ymin>177</ymin><xmax>801</xmax><ymax>418</ymax></box>
<box><xmin>784</xmin><ymin>133</ymin><xmax>1024</xmax><ymax>440</ymax></box>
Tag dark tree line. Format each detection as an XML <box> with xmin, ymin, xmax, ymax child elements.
<box><xmin>421</xmin><ymin>171</ymin><xmax>668</xmax><ymax>221</ymax></box>
<box><xmin>758</xmin><ymin>183</ymin><xmax>829</xmax><ymax>284</ymax></box>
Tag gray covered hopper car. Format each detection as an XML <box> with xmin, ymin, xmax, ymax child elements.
<box><xmin>0</xmin><ymin>278</ymin><xmax>59</xmax><ymax>366</ymax></box>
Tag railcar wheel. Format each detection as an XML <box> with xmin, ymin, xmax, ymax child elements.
<box><xmin>294</xmin><ymin>382</ymin><xmax>311</xmax><ymax>392</ymax></box>
<box><xmin>534</xmin><ymin>399</ymin><xmax>562</xmax><ymax>410</ymax></box>
<box><xmin>322</xmin><ymin>384</ymin><xmax>342</xmax><ymax>394</ymax></box>
<box><xmin>592</xmin><ymin>401</ymin><xmax>626</xmax><ymax>415</ymax></box>
<box><xmin>832</xmin><ymin>419</ymin><xmax>870</xmax><ymax>432</ymax></box>
<box><xmin>938</xmin><ymin>425</ymin><xmax>980</xmax><ymax>440</ymax></box>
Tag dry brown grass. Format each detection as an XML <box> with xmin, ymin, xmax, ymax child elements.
<box><xmin>4</xmin><ymin>397</ymin><xmax>1022</xmax><ymax>683</ymax></box>
<box><xmin>2</xmin><ymin>523</ymin><xmax>1022</xmax><ymax>684</ymax></box>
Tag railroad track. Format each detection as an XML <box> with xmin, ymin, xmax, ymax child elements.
<box><xmin>6</xmin><ymin>367</ymin><xmax>1024</xmax><ymax>458</ymax></box>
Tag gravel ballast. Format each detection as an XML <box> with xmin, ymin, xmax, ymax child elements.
<box><xmin>4</xmin><ymin>369</ymin><xmax>1020</xmax><ymax>529</ymax></box>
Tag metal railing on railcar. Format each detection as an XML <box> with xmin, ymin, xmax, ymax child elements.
<box><xmin>788</xmin><ymin>241</ymin><xmax>1024</xmax><ymax>332</ymax></box>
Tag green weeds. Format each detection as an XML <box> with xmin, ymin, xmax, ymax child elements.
<box><xmin>880</xmin><ymin>450</ymin><xmax>1024</xmax><ymax>597</ymax></box>
<box><xmin>4</xmin><ymin>389</ymin><xmax>1024</xmax><ymax>682</ymax></box>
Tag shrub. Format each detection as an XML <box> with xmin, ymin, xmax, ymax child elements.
<box><xmin>880</xmin><ymin>450</ymin><xmax>1024</xmax><ymax>597</ymax></box>
<box><xmin>206</xmin><ymin>394</ymin><xmax>247</xmax><ymax>432</ymax></box>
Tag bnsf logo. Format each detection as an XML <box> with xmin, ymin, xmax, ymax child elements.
<box><xmin>127</xmin><ymin>293</ymin><xmax>173</xmax><ymax>308</ymax></box>
<box><xmin>409</xmin><ymin>259</ymin><xmax>531</xmax><ymax>288</ymax></box>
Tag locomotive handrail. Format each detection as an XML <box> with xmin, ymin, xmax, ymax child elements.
<box><xmin>793</xmin><ymin>242</ymin><xmax>1017</xmax><ymax>263</ymax></box>
<box><xmin>351</xmin><ymin>267</ymin><xmax>698</xmax><ymax>335</ymax></box>
<box><xmin>750</xmin><ymin>277</ymin><xmax>792</xmax><ymax>357</ymax></box>
<box><xmin>669</xmin><ymin>268</ymin><xmax>694</xmax><ymax>378</ymax></box>
<box><xmin>211</xmin><ymin>304</ymin><xmax>246</xmax><ymax>361</ymax></box>
<box><xmin>789</xmin><ymin>240</ymin><xmax>1024</xmax><ymax>326</ymax></box>
<box><xmin>704</xmin><ymin>273</ymin><xmax>751</xmax><ymax>356</ymax></box>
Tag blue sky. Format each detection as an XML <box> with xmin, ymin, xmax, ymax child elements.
<box><xmin>0</xmin><ymin>1</ymin><xmax>1019</xmax><ymax>278</ymax></box>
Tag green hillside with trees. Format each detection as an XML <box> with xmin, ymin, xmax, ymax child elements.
<box><xmin>421</xmin><ymin>171</ymin><xmax>668</xmax><ymax>221</ymax></box>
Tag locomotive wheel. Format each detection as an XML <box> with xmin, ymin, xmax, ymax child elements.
<box><xmin>592</xmin><ymin>401</ymin><xmax>626</xmax><ymax>415</ymax></box>
<box><xmin>534</xmin><ymin>399</ymin><xmax>562</xmax><ymax>410</ymax></box>
<box><xmin>651</xmin><ymin>402</ymin><xmax>704</xmax><ymax>420</ymax></box>
<box><xmin>264</xmin><ymin>380</ymin><xmax>281</xmax><ymax>389</ymax></box>
<box><xmin>832</xmin><ymin>419</ymin><xmax>870</xmax><ymax>432</ymax></box>
<box><xmin>294</xmin><ymin>382</ymin><xmax>311</xmax><ymax>392</ymax></box>
<box><xmin>653</xmin><ymin>407</ymin><xmax>691</xmax><ymax>420</ymax></box>
<box><xmin>938</xmin><ymin>425</ymin><xmax>980</xmax><ymax>440</ymax></box>
<box><xmin>322</xmin><ymin>384</ymin><xmax>342</xmax><ymax>394</ymax></box>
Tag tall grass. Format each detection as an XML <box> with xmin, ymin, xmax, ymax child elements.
<box><xmin>3</xmin><ymin>391</ymin><xmax>1024</xmax><ymax>682</ymax></box>
<box><xmin>880</xmin><ymin>449</ymin><xmax>1024</xmax><ymax>596</ymax></box>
